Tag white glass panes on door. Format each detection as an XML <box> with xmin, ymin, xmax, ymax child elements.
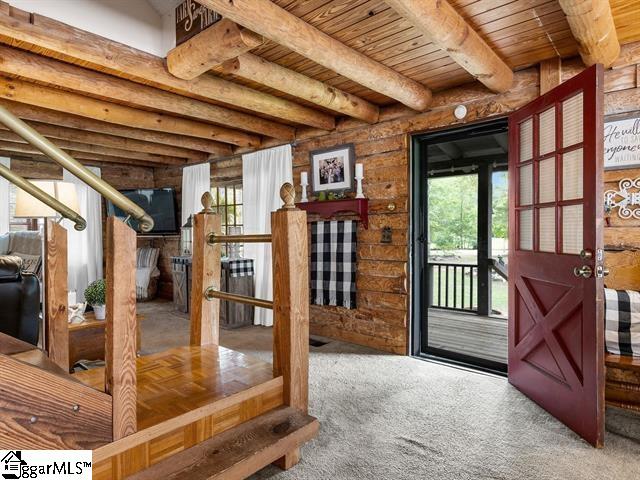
<box><xmin>520</xmin><ymin>209</ymin><xmax>533</xmax><ymax>251</ymax></box>
<box><xmin>538</xmin><ymin>207</ymin><xmax>555</xmax><ymax>252</ymax></box>
<box><xmin>520</xmin><ymin>118</ymin><xmax>533</xmax><ymax>162</ymax></box>
<box><xmin>538</xmin><ymin>158</ymin><xmax>555</xmax><ymax>203</ymax></box>
<box><xmin>562</xmin><ymin>93</ymin><xmax>583</xmax><ymax>147</ymax></box>
<box><xmin>539</xmin><ymin>107</ymin><xmax>556</xmax><ymax>156</ymax></box>
<box><xmin>562</xmin><ymin>148</ymin><xmax>583</xmax><ymax>200</ymax></box>
<box><xmin>562</xmin><ymin>204</ymin><xmax>583</xmax><ymax>254</ymax></box>
<box><xmin>519</xmin><ymin>164</ymin><xmax>533</xmax><ymax>206</ymax></box>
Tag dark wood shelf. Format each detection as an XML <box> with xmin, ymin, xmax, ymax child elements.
<box><xmin>295</xmin><ymin>198</ymin><xmax>369</xmax><ymax>229</ymax></box>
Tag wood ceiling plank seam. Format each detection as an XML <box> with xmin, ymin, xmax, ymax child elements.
<box><xmin>481</xmin><ymin>9</ymin><xmax>571</xmax><ymax>41</ymax></box>
<box><xmin>254</xmin><ymin>0</ymin><xmax>376</xmax><ymax>59</ymax></box>
<box><xmin>489</xmin><ymin>18</ymin><xmax>575</xmax><ymax>49</ymax></box>
<box><xmin>259</xmin><ymin>1</ymin><xmax>394</xmax><ymax>63</ymax></box>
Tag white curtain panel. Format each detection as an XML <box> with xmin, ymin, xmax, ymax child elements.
<box><xmin>62</xmin><ymin>167</ymin><xmax>103</xmax><ymax>302</ymax></box>
<box><xmin>181</xmin><ymin>162</ymin><xmax>211</xmax><ymax>225</ymax></box>
<box><xmin>0</xmin><ymin>157</ymin><xmax>9</xmax><ymax>234</ymax></box>
<box><xmin>242</xmin><ymin>144</ymin><xmax>293</xmax><ymax>327</ymax></box>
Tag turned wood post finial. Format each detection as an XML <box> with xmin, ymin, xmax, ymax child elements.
<box><xmin>200</xmin><ymin>191</ymin><xmax>214</xmax><ymax>213</ymax></box>
<box><xmin>280</xmin><ymin>182</ymin><xmax>296</xmax><ymax>210</ymax></box>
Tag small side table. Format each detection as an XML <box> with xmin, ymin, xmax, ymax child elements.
<box><xmin>68</xmin><ymin>312</ymin><xmax>144</xmax><ymax>369</ymax></box>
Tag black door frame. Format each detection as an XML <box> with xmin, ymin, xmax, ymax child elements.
<box><xmin>410</xmin><ymin>118</ymin><xmax>509</xmax><ymax>374</ymax></box>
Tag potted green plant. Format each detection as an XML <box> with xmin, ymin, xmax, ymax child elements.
<box><xmin>84</xmin><ymin>279</ymin><xmax>106</xmax><ymax>320</ymax></box>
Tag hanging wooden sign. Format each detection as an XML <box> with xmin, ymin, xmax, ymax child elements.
<box><xmin>175</xmin><ymin>0</ymin><xmax>221</xmax><ymax>46</ymax></box>
<box><xmin>604</xmin><ymin>117</ymin><xmax>640</xmax><ymax>170</ymax></box>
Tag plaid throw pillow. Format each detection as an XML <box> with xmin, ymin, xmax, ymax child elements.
<box><xmin>605</xmin><ymin>288</ymin><xmax>640</xmax><ymax>357</ymax></box>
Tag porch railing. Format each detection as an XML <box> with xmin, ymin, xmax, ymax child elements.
<box><xmin>428</xmin><ymin>262</ymin><xmax>477</xmax><ymax>312</ymax></box>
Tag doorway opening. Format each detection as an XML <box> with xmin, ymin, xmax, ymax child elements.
<box><xmin>411</xmin><ymin>119</ymin><xmax>509</xmax><ymax>374</ymax></box>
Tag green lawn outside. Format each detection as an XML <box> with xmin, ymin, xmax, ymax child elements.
<box><xmin>430</xmin><ymin>267</ymin><xmax>508</xmax><ymax>317</ymax></box>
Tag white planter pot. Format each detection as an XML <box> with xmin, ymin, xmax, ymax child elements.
<box><xmin>93</xmin><ymin>304</ymin><xmax>106</xmax><ymax>320</ymax></box>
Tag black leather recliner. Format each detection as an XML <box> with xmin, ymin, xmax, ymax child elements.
<box><xmin>0</xmin><ymin>256</ymin><xmax>40</xmax><ymax>345</ymax></box>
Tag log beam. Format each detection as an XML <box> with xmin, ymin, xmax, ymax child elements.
<box><xmin>0</xmin><ymin>129</ymin><xmax>185</xmax><ymax>165</ymax></box>
<box><xmin>0</xmin><ymin>44</ymin><xmax>293</xmax><ymax>141</ymax></box>
<box><xmin>198</xmin><ymin>0</ymin><xmax>432</xmax><ymax>111</ymax></box>
<box><xmin>223</xmin><ymin>53</ymin><xmax>380</xmax><ymax>123</ymax></box>
<box><xmin>0</xmin><ymin>140</ymin><xmax>171</xmax><ymax>168</ymax></box>
<box><xmin>0</xmin><ymin>10</ymin><xmax>335</xmax><ymax>130</ymax></box>
<box><xmin>383</xmin><ymin>0</ymin><xmax>513</xmax><ymax>93</ymax></box>
<box><xmin>558</xmin><ymin>0</ymin><xmax>620</xmax><ymax>68</ymax></box>
<box><xmin>16</xmin><ymin>121</ymin><xmax>209</xmax><ymax>162</ymax></box>
<box><xmin>0</xmin><ymin>100</ymin><xmax>231</xmax><ymax>157</ymax></box>
<box><xmin>0</xmin><ymin>76</ymin><xmax>260</xmax><ymax>147</ymax></box>
<box><xmin>167</xmin><ymin>19</ymin><xmax>263</xmax><ymax>80</ymax></box>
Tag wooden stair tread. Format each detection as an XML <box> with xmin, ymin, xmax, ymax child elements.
<box><xmin>606</xmin><ymin>352</ymin><xmax>640</xmax><ymax>373</ymax></box>
<box><xmin>73</xmin><ymin>345</ymin><xmax>278</xmax><ymax>430</ymax></box>
<box><xmin>0</xmin><ymin>332</ymin><xmax>36</xmax><ymax>355</ymax></box>
<box><xmin>10</xmin><ymin>348</ymin><xmax>80</xmax><ymax>381</ymax></box>
<box><xmin>128</xmin><ymin>406</ymin><xmax>319</xmax><ymax>480</ymax></box>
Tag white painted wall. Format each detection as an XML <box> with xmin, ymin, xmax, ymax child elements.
<box><xmin>12</xmin><ymin>0</ymin><xmax>167</xmax><ymax>56</ymax></box>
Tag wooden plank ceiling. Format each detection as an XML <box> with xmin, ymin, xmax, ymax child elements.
<box><xmin>0</xmin><ymin>0</ymin><xmax>637</xmax><ymax>168</ymax></box>
<box><xmin>216</xmin><ymin>0</ymin><xmax>581</xmax><ymax>106</ymax></box>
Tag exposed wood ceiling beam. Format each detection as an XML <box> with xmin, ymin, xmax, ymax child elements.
<box><xmin>0</xmin><ymin>129</ymin><xmax>185</xmax><ymax>165</ymax></box>
<box><xmin>0</xmin><ymin>9</ymin><xmax>335</xmax><ymax>130</ymax></box>
<box><xmin>0</xmin><ymin>140</ymin><xmax>166</xmax><ymax>168</ymax></box>
<box><xmin>222</xmin><ymin>53</ymin><xmax>379</xmax><ymax>123</ymax></box>
<box><xmin>0</xmin><ymin>45</ymin><xmax>293</xmax><ymax>140</ymax></box>
<box><xmin>198</xmin><ymin>0</ymin><xmax>432</xmax><ymax>111</ymax></box>
<box><xmin>0</xmin><ymin>76</ymin><xmax>260</xmax><ymax>147</ymax></box>
<box><xmin>383</xmin><ymin>0</ymin><xmax>513</xmax><ymax>93</ymax></box>
<box><xmin>19</xmin><ymin>121</ymin><xmax>209</xmax><ymax>162</ymax></box>
<box><xmin>167</xmin><ymin>19</ymin><xmax>263</xmax><ymax>80</ymax></box>
<box><xmin>0</xmin><ymin>99</ymin><xmax>231</xmax><ymax>157</ymax></box>
<box><xmin>558</xmin><ymin>0</ymin><xmax>620</xmax><ymax>68</ymax></box>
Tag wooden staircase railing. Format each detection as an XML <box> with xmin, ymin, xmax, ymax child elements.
<box><xmin>192</xmin><ymin>182</ymin><xmax>311</xmax><ymax>469</ymax></box>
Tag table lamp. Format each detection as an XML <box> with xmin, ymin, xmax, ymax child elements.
<box><xmin>15</xmin><ymin>180</ymin><xmax>79</xmax><ymax>225</ymax></box>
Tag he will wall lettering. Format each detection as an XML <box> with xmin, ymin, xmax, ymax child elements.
<box><xmin>604</xmin><ymin>117</ymin><xmax>640</xmax><ymax>169</ymax></box>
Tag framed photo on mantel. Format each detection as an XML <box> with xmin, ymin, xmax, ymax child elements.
<box><xmin>604</xmin><ymin>116</ymin><xmax>640</xmax><ymax>170</ymax></box>
<box><xmin>309</xmin><ymin>143</ymin><xmax>356</xmax><ymax>194</ymax></box>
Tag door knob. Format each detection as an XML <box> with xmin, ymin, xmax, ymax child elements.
<box><xmin>574</xmin><ymin>265</ymin><xmax>593</xmax><ymax>278</ymax></box>
<box><xmin>580</xmin><ymin>249</ymin><xmax>593</xmax><ymax>260</ymax></box>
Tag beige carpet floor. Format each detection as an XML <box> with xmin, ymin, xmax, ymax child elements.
<box><xmin>137</xmin><ymin>300</ymin><xmax>640</xmax><ymax>480</ymax></box>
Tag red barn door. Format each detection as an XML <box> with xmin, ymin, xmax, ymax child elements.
<box><xmin>508</xmin><ymin>64</ymin><xmax>605</xmax><ymax>447</ymax></box>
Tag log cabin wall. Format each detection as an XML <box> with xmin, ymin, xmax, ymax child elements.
<box><xmin>281</xmin><ymin>53</ymin><xmax>640</xmax><ymax>355</ymax></box>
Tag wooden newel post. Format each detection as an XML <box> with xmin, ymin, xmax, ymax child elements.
<box><xmin>271</xmin><ymin>183</ymin><xmax>309</xmax><ymax>469</ymax></box>
<box><xmin>272</xmin><ymin>183</ymin><xmax>310</xmax><ymax>403</ymax></box>
<box><xmin>105</xmin><ymin>217</ymin><xmax>137</xmax><ymax>440</ymax></box>
<box><xmin>44</xmin><ymin>219</ymin><xmax>69</xmax><ymax>371</ymax></box>
<box><xmin>190</xmin><ymin>192</ymin><xmax>222</xmax><ymax>346</ymax></box>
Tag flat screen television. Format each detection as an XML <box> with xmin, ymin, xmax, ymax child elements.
<box><xmin>106</xmin><ymin>188</ymin><xmax>178</xmax><ymax>235</ymax></box>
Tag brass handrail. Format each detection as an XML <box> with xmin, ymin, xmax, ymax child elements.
<box><xmin>0</xmin><ymin>163</ymin><xmax>86</xmax><ymax>231</ymax></box>
<box><xmin>204</xmin><ymin>287</ymin><xmax>273</xmax><ymax>309</ymax></box>
<box><xmin>0</xmin><ymin>105</ymin><xmax>154</xmax><ymax>232</ymax></box>
<box><xmin>207</xmin><ymin>233</ymin><xmax>272</xmax><ymax>244</ymax></box>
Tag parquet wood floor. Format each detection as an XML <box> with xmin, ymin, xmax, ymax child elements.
<box><xmin>74</xmin><ymin>345</ymin><xmax>277</xmax><ymax>430</ymax></box>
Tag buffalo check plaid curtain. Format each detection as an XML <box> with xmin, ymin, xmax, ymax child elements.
<box><xmin>311</xmin><ymin>220</ymin><xmax>357</xmax><ymax>309</ymax></box>
<box><xmin>605</xmin><ymin>288</ymin><xmax>640</xmax><ymax>356</ymax></box>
